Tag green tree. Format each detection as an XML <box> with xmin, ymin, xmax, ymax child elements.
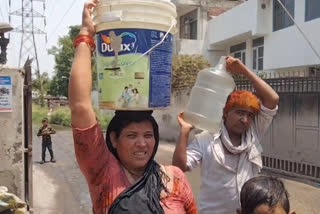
<box><xmin>48</xmin><ymin>25</ymin><xmax>97</xmax><ymax>97</ymax></box>
<box><xmin>32</xmin><ymin>72</ymin><xmax>51</xmax><ymax>96</ymax></box>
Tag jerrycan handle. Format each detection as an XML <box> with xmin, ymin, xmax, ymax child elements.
<box><xmin>215</xmin><ymin>56</ymin><xmax>234</xmax><ymax>79</ymax></box>
<box><xmin>216</xmin><ymin>56</ymin><xmax>226</xmax><ymax>71</ymax></box>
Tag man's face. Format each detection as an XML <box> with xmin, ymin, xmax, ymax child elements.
<box><xmin>224</xmin><ymin>107</ymin><xmax>255</xmax><ymax>136</ymax></box>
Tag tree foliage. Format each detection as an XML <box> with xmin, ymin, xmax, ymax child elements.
<box><xmin>32</xmin><ymin>72</ymin><xmax>51</xmax><ymax>95</ymax></box>
<box><xmin>171</xmin><ymin>55</ymin><xmax>211</xmax><ymax>91</ymax></box>
<box><xmin>48</xmin><ymin>25</ymin><xmax>97</xmax><ymax>97</ymax></box>
<box><xmin>32</xmin><ymin>72</ymin><xmax>51</xmax><ymax>106</ymax></box>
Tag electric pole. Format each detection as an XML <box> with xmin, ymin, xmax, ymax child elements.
<box><xmin>10</xmin><ymin>0</ymin><xmax>47</xmax><ymax>106</ymax></box>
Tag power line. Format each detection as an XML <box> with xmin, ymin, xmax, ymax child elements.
<box><xmin>47</xmin><ymin>0</ymin><xmax>77</xmax><ymax>43</ymax></box>
<box><xmin>10</xmin><ymin>0</ymin><xmax>47</xmax><ymax>66</ymax></box>
<box><xmin>276</xmin><ymin>0</ymin><xmax>320</xmax><ymax>63</ymax></box>
<box><xmin>10</xmin><ymin>0</ymin><xmax>47</xmax><ymax>105</ymax></box>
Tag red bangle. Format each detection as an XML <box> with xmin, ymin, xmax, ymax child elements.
<box><xmin>73</xmin><ymin>34</ymin><xmax>96</xmax><ymax>53</ymax></box>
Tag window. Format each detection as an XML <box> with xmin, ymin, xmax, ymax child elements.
<box><xmin>230</xmin><ymin>42</ymin><xmax>246</xmax><ymax>65</ymax></box>
<box><xmin>180</xmin><ymin>9</ymin><xmax>198</xmax><ymax>40</ymax></box>
<box><xmin>273</xmin><ymin>0</ymin><xmax>295</xmax><ymax>31</ymax></box>
<box><xmin>252</xmin><ymin>37</ymin><xmax>264</xmax><ymax>72</ymax></box>
<box><xmin>305</xmin><ymin>0</ymin><xmax>320</xmax><ymax>21</ymax></box>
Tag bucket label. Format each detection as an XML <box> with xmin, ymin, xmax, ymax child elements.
<box><xmin>96</xmin><ymin>28</ymin><xmax>172</xmax><ymax>109</ymax></box>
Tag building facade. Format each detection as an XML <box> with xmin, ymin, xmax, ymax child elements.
<box><xmin>172</xmin><ymin>0</ymin><xmax>244</xmax><ymax>55</ymax></box>
<box><xmin>204</xmin><ymin>0</ymin><xmax>320</xmax><ymax>77</ymax></box>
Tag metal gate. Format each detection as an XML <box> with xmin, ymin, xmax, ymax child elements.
<box><xmin>23</xmin><ymin>59</ymin><xmax>33</xmax><ymax>212</ymax></box>
<box><xmin>236</xmin><ymin>77</ymin><xmax>320</xmax><ymax>182</ymax></box>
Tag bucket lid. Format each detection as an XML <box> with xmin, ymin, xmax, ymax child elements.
<box><xmin>93</xmin><ymin>0</ymin><xmax>177</xmax><ymax>34</ymax></box>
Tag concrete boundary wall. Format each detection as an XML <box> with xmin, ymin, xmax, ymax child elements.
<box><xmin>0</xmin><ymin>66</ymin><xmax>25</xmax><ymax>199</ymax></box>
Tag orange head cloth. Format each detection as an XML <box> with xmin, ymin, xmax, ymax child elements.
<box><xmin>223</xmin><ymin>90</ymin><xmax>261</xmax><ymax>117</ymax></box>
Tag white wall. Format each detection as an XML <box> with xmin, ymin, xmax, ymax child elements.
<box><xmin>91</xmin><ymin>90</ymin><xmax>99</xmax><ymax>108</ymax></box>
<box><xmin>175</xmin><ymin>39</ymin><xmax>204</xmax><ymax>55</ymax></box>
<box><xmin>264</xmin><ymin>0</ymin><xmax>320</xmax><ymax>70</ymax></box>
<box><xmin>204</xmin><ymin>0</ymin><xmax>320</xmax><ymax>71</ymax></box>
<box><xmin>0</xmin><ymin>67</ymin><xmax>25</xmax><ymax>199</ymax></box>
<box><xmin>207</xmin><ymin>0</ymin><xmax>259</xmax><ymax>47</ymax></box>
<box><xmin>201</xmin><ymin>20</ymin><xmax>227</xmax><ymax>66</ymax></box>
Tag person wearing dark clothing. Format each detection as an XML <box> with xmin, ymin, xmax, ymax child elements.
<box><xmin>37</xmin><ymin>118</ymin><xmax>56</xmax><ymax>164</ymax></box>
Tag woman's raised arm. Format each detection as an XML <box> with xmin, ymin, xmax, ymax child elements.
<box><xmin>69</xmin><ymin>0</ymin><xmax>98</xmax><ymax>129</ymax></box>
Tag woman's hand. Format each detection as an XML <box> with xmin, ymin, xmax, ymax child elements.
<box><xmin>80</xmin><ymin>0</ymin><xmax>99</xmax><ymax>37</ymax></box>
<box><xmin>226</xmin><ymin>56</ymin><xmax>248</xmax><ymax>76</ymax></box>
<box><xmin>177</xmin><ymin>112</ymin><xmax>194</xmax><ymax>133</ymax></box>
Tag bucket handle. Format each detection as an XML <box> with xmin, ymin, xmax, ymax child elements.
<box><xmin>130</xmin><ymin>20</ymin><xmax>175</xmax><ymax>65</ymax></box>
<box><xmin>105</xmin><ymin>20</ymin><xmax>175</xmax><ymax>70</ymax></box>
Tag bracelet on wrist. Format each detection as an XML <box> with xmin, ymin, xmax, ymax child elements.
<box><xmin>73</xmin><ymin>34</ymin><xmax>96</xmax><ymax>53</ymax></box>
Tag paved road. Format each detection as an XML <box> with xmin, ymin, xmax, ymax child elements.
<box><xmin>33</xmin><ymin>128</ymin><xmax>90</xmax><ymax>214</ymax></box>
<box><xmin>33</xmin><ymin>129</ymin><xmax>320</xmax><ymax>214</ymax></box>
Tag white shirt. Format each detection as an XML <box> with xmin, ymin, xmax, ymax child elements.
<box><xmin>186</xmin><ymin>104</ymin><xmax>278</xmax><ymax>214</ymax></box>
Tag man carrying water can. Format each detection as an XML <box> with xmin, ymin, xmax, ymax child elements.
<box><xmin>173</xmin><ymin>56</ymin><xmax>279</xmax><ymax>214</ymax></box>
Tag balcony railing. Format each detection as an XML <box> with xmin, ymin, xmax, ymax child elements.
<box><xmin>236</xmin><ymin>76</ymin><xmax>320</xmax><ymax>93</ymax></box>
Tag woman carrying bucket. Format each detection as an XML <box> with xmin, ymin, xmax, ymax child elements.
<box><xmin>68</xmin><ymin>1</ymin><xmax>197</xmax><ymax>213</ymax></box>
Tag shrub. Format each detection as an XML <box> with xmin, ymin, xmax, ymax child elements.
<box><xmin>32</xmin><ymin>103</ymin><xmax>49</xmax><ymax>125</ymax></box>
<box><xmin>171</xmin><ymin>55</ymin><xmax>211</xmax><ymax>91</ymax></box>
<box><xmin>49</xmin><ymin>107</ymin><xmax>71</xmax><ymax>127</ymax></box>
<box><xmin>33</xmin><ymin>103</ymin><xmax>113</xmax><ymax>128</ymax></box>
<box><xmin>94</xmin><ymin>108</ymin><xmax>114</xmax><ymax>130</ymax></box>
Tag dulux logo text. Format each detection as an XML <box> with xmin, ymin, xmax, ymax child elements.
<box><xmin>101</xmin><ymin>43</ymin><xmax>135</xmax><ymax>52</ymax></box>
<box><xmin>100</xmin><ymin>31</ymin><xmax>137</xmax><ymax>53</ymax></box>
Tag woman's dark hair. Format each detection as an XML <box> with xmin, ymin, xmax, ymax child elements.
<box><xmin>105</xmin><ymin>110</ymin><xmax>169</xmax><ymax>214</ymax></box>
<box><xmin>240</xmin><ymin>176</ymin><xmax>290</xmax><ymax>214</ymax></box>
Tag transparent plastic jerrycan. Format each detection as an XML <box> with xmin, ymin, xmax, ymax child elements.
<box><xmin>184</xmin><ymin>56</ymin><xmax>236</xmax><ymax>134</ymax></box>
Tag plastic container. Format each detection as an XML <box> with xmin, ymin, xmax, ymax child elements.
<box><xmin>93</xmin><ymin>0</ymin><xmax>177</xmax><ymax>110</ymax></box>
<box><xmin>184</xmin><ymin>56</ymin><xmax>236</xmax><ymax>134</ymax></box>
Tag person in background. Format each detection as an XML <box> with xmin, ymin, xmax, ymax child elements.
<box><xmin>68</xmin><ymin>1</ymin><xmax>197</xmax><ymax>213</ymax></box>
<box><xmin>37</xmin><ymin>117</ymin><xmax>56</xmax><ymax>164</ymax></box>
<box><xmin>237</xmin><ymin>176</ymin><xmax>296</xmax><ymax>214</ymax></box>
<box><xmin>172</xmin><ymin>56</ymin><xmax>279</xmax><ymax>214</ymax></box>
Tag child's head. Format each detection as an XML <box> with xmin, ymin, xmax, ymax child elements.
<box><xmin>237</xmin><ymin>176</ymin><xmax>295</xmax><ymax>214</ymax></box>
<box><xmin>42</xmin><ymin>118</ymin><xmax>49</xmax><ymax>126</ymax></box>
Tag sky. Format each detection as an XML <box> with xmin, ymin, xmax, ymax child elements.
<box><xmin>0</xmin><ymin>0</ymin><xmax>86</xmax><ymax>78</ymax></box>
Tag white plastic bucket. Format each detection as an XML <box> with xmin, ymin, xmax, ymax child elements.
<box><xmin>94</xmin><ymin>0</ymin><xmax>177</xmax><ymax>110</ymax></box>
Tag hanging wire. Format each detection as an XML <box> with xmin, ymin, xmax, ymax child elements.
<box><xmin>276</xmin><ymin>0</ymin><xmax>320</xmax><ymax>62</ymax></box>
<box><xmin>47</xmin><ymin>0</ymin><xmax>77</xmax><ymax>43</ymax></box>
